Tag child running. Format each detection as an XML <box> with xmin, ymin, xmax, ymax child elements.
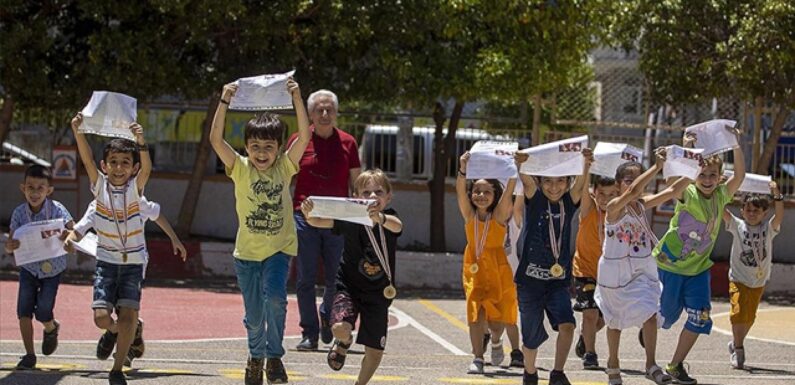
<box><xmin>513</xmin><ymin>147</ymin><xmax>592</xmax><ymax>385</ymax></box>
<box><xmin>6</xmin><ymin>165</ymin><xmax>74</xmax><ymax>370</ymax></box>
<box><xmin>596</xmin><ymin>149</ymin><xmax>690</xmax><ymax>385</ymax></box>
<box><xmin>652</xmin><ymin>130</ymin><xmax>745</xmax><ymax>384</ymax></box>
<box><xmin>456</xmin><ymin>152</ymin><xmax>518</xmax><ymax>374</ymax></box>
<box><xmin>209</xmin><ymin>77</ymin><xmax>310</xmax><ymax>385</ymax></box>
<box><xmin>722</xmin><ymin>182</ymin><xmax>783</xmax><ymax>369</ymax></box>
<box><xmin>301</xmin><ymin>169</ymin><xmax>403</xmax><ymax>385</ymax></box>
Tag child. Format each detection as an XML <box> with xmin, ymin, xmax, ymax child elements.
<box><xmin>722</xmin><ymin>182</ymin><xmax>783</xmax><ymax>369</ymax></box>
<box><xmin>5</xmin><ymin>165</ymin><xmax>74</xmax><ymax>370</ymax></box>
<box><xmin>513</xmin><ymin>147</ymin><xmax>591</xmax><ymax>385</ymax></box>
<box><xmin>572</xmin><ymin>174</ymin><xmax>617</xmax><ymax>369</ymax></box>
<box><xmin>456</xmin><ymin>152</ymin><xmax>518</xmax><ymax>374</ymax></box>
<box><xmin>69</xmin><ymin>113</ymin><xmax>152</xmax><ymax>385</ymax></box>
<box><xmin>596</xmin><ymin>150</ymin><xmax>690</xmax><ymax>385</ymax></box>
<box><xmin>500</xmin><ymin>194</ymin><xmax>525</xmax><ymax>368</ymax></box>
<box><xmin>652</xmin><ymin>131</ymin><xmax>745</xmax><ymax>384</ymax></box>
<box><xmin>209</xmin><ymin>77</ymin><xmax>310</xmax><ymax>385</ymax></box>
<box><xmin>300</xmin><ymin>169</ymin><xmax>403</xmax><ymax>385</ymax></box>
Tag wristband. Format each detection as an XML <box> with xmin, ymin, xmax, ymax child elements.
<box><xmin>138</xmin><ymin>144</ymin><xmax>149</xmax><ymax>152</ymax></box>
<box><xmin>458</xmin><ymin>169</ymin><xmax>466</xmax><ymax>177</ymax></box>
<box><xmin>773</xmin><ymin>194</ymin><xmax>784</xmax><ymax>201</ymax></box>
<box><xmin>220</xmin><ymin>99</ymin><xmax>230</xmax><ymax>105</ymax></box>
<box><xmin>380</xmin><ymin>212</ymin><xmax>387</xmax><ymax>225</ymax></box>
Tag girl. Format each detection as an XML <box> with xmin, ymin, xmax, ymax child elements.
<box><xmin>456</xmin><ymin>152</ymin><xmax>518</xmax><ymax>374</ymax></box>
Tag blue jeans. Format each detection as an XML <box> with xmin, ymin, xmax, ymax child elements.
<box><xmin>92</xmin><ymin>261</ymin><xmax>144</xmax><ymax>310</ymax></box>
<box><xmin>517</xmin><ymin>281</ymin><xmax>575</xmax><ymax>349</ymax></box>
<box><xmin>234</xmin><ymin>253</ymin><xmax>290</xmax><ymax>359</ymax></box>
<box><xmin>294</xmin><ymin>212</ymin><xmax>344</xmax><ymax>339</ymax></box>
<box><xmin>17</xmin><ymin>269</ymin><xmax>61</xmax><ymax>321</ymax></box>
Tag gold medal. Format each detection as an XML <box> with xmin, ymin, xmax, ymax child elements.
<box><xmin>469</xmin><ymin>263</ymin><xmax>479</xmax><ymax>274</ymax></box>
<box><xmin>41</xmin><ymin>261</ymin><xmax>53</xmax><ymax>274</ymax></box>
<box><xmin>383</xmin><ymin>285</ymin><xmax>397</xmax><ymax>299</ymax></box>
<box><xmin>756</xmin><ymin>268</ymin><xmax>764</xmax><ymax>280</ymax></box>
<box><xmin>549</xmin><ymin>263</ymin><xmax>564</xmax><ymax>278</ymax></box>
<box><xmin>122</xmin><ymin>253</ymin><xmax>128</xmax><ymax>263</ymax></box>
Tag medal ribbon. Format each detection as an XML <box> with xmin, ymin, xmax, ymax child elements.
<box><xmin>106</xmin><ymin>181</ymin><xmax>129</xmax><ymax>256</ymax></box>
<box><xmin>473</xmin><ymin>213</ymin><xmax>491</xmax><ymax>265</ymax></box>
<box><xmin>365</xmin><ymin>222</ymin><xmax>392</xmax><ymax>285</ymax></box>
<box><xmin>547</xmin><ymin>201</ymin><xmax>565</xmax><ymax>267</ymax></box>
<box><xmin>26</xmin><ymin>198</ymin><xmax>51</xmax><ymax>223</ymax></box>
<box><xmin>596</xmin><ymin>206</ymin><xmax>605</xmax><ymax>245</ymax></box>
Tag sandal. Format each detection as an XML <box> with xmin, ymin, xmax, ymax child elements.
<box><xmin>646</xmin><ymin>364</ymin><xmax>673</xmax><ymax>385</ymax></box>
<box><xmin>327</xmin><ymin>339</ymin><xmax>351</xmax><ymax>371</ymax></box>
<box><xmin>606</xmin><ymin>367</ymin><xmax>622</xmax><ymax>385</ymax></box>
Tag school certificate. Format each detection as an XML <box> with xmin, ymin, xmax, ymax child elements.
<box><xmin>663</xmin><ymin>145</ymin><xmax>703</xmax><ymax>181</ymax></box>
<box><xmin>591</xmin><ymin>142</ymin><xmax>643</xmax><ymax>178</ymax></box>
<box><xmin>229</xmin><ymin>70</ymin><xmax>296</xmax><ymax>111</ymax></box>
<box><xmin>466</xmin><ymin>141</ymin><xmax>518</xmax><ymax>180</ymax></box>
<box><xmin>307</xmin><ymin>196</ymin><xmax>377</xmax><ymax>226</ymax></box>
<box><xmin>519</xmin><ymin>135</ymin><xmax>588</xmax><ymax>177</ymax></box>
<box><xmin>12</xmin><ymin>219</ymin><xmax>66</xmax><ymax>266</ymax></box>
<box><xmin>79</xmin><ymin>91</ymin><xmax>137</xmax><ymax>141</ymax></box>
<box><xmin>724</xmin><ymin>171</ymin><xmax>772</xmax><ymax>194</ymax></box>
<box><xmin>684</xmin><ymin>119</ymin><xmax>739</xmax><ymax>157</ymax></box>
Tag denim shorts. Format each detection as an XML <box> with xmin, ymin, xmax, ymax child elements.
<box><xmin>92</xmin><ymin>260</ymin><xmax>144</xmax><ymax>311</ymax></box>
<box><xmin>17</xmin><ymin>269</ymin><xmax>61</xmax><ymax>321</ymax></box>
<box><xmin>659</xmin><ymin>269</ymin><xmax>712</xmax><ymax>334</ymax></box>
<box><xmin>517</xmin><ymin>281</ymin><xmax>576</xmax><ymax>349</ymax></box>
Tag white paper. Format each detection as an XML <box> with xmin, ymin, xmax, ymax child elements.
<box><xmin>684</xmin><ymin>119</ymin><xmax>739</xmax><ymax>157</ymax></box>
<box><xmin>519</xmin><ymin>135</ymin><xmax>588</xmax><ymax>177</ymax></box>
<box><xmin>724</xmin><ymin>171</ymin><xmax>772</xmax><ymax>194</ymax></box>
<box><xmin>466</xmin><ymin>141</ymin><xmax>518</xmax><ymax>180</ymax></box>
<box><xmin>11</xmin><ymin>219</ymin><xmax>66</xmax><ymax>266</ymax></box>
<box><xmin>79</xmin><ymin>91</ymin><xmax>137</xmax><ymax>140</ymax></box>
<box><xmin>307</xmin><ymin>196</ymin><xmax>376</xmax><ymax>226</ymax></box>
<box><xmin>591</xmin><ymin>142</ymin><xmax>643</xmax><ymax>178</ymax></box>
<box><xmin>229</xmin><ymin>70</ymin><xmax>296</xmax><ymax>111</ymax></box>
<box><xmin>663</xmin><ymin>145</ymin><xmax>703</xmax><ymax>180</ymax></box>
<box><xmin>73</xmin><ymin>232</ymin><xmax>98</xmax><ymax>257</ymax></box>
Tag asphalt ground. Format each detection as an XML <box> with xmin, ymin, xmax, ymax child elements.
<box><xmin>1</xmin><ymin>278</ymin><xmax>794</xmax><ymax>385</ymax></box>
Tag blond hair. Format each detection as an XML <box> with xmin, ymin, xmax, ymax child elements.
<box><xmin>354</xmin><ymin>169</ymin><xmax>392</xmax><ymax>195</ymax></box>
<box><xmin>701</xmin><ymin>155</ymin><xmax>724</xmax><ymax>172</ymax></box>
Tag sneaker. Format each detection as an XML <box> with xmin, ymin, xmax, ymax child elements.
<box><xmin>108</xmin><ymin>370</ymin><xmax>127</xmax><ymax>385</ymax></box>
<box><xmin>582</xmin><ymin>352</ymin><xmax>599</xmax><ymax>369</ymax></box>
<box><xmin>320</xmin><ymin>318</ymin><xmax>333</xmax><ymax>344</ymax></box>
<box><xmin>129</xmin><ymin>319</ymin><xmax>145</xmax><ymax>358</ymax></box>
<box><xmin>523</xmin><ymin>370</ymin><xmax>539</xmax><ymax>385</ymax></box>
<box><xmin>42</xmin><ymin>320</ymin><xmax>60</xmax><ymax>355</ymax></box>
<box><xmin>467</xmin><ymin>358</ymin><xmax>485</xmax><ymax>374</ymax></box>
<box><xmin>265</xmin><ymin>358</ymin><xmax>289</xmax><ymax>384</ymax></box>
<box><xmin>665</xmin><ymin>362</ymin><xmax>696</xmax><ymax>385</ymax></box>
<box><xmin>295</xmin><ymin>336</ymin><xmax>318</xmax><ymax>351</ymax></box>
<box><xmin>638</xmin><ymin>329</ymin><xmax>645</xmax><ymax>348</ymax></box>
<box><xmin>244</xmin><ymin>357</ymin><xmax>264</xmax><ymax>385</ymax></box>
<box><xmin>575</xmin><ymin>334</ymin><xmax>585</xmax><ymax>358</ymax></box>
<box><xmin>491</xmin><ymin>340</ymin><xmax>505</xmax><ymax>366</ymax></box>
<box><xmin>729</xmin><ymin>342</ymin><xmax>745</xmax><ymax>369</ymax></box>
<box><xmin>510</xmin><ymin>349</ymin><xmax>524</xmax><ymax>367</ymax></box>
<box><xmin>15</xmin><ymin>354</ymin><xmax>36</xmax><ymax>370</ymax></box>
<box><xmin>549</xmin><ymin>370</ymin><xmax>572</xmax><ymax>385</ymax></box>
<box><xmin>96</xmin><ymin>330</ymin><xmax>118</xmax><ymax>360</ymax></box>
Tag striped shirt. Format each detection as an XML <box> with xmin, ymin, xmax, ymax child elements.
<box><xmin>91</xmin><ymin>173</ymin><xmax>147</xmax><ymax>265</ymax></box>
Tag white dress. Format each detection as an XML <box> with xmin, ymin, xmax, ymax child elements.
<box><xmin>594</xmin><ymin>202</ymin><xmax>663</xmax><ymax>330</ymax></box>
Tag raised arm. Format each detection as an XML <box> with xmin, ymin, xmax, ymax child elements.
<box><xmin>643</xmin><ymin>177</ymin><xmax>691</xmax><ymax>210</ymax></box>
<box><xmin>286</xmin><ymin>78</ymin><xmax>311</xmax><ymax>166</ymax></box>
<box><xmin>570</xmin><ymin>147</ymin><xmax>593</xmax><ymax>204</ymax></box>
<box><xmin>513</xmin><ymin>193</ymin><xmax>525</xmax><ymax>226</ymax></box>
<box><xmin>456</xmin><ymin>152</ymin><xmax>474</xmax><ymax>220</ymax></box>
<box><xmin>494</xmin><ymin>178</ymin><xmax>517</xmax><ymax>225</ymax></box>
<box><xmin>71</xmin><ymin>112</ymin><xmax>99</xmax><ymax>186</ymax></box>
<box><xmin>771</xmin><ymin>181</ymin><xmax>784</xmax><ymax>232</ymax></box>
<box><xmin>210</xmin><ymin>84</ymin><xmax>239</xmax><ymax>170</ymax></box>
<box><xmin>300</xmin><ymin>198</ymin><xmax>334</xmax><ymax>229</ymax></box>
<box><xmin>606</xmin><ymin>148</ymin><xmax>665</xmax><ymax>222</ymax></box>
<box><xmin>725</xmin><ymin>128</ymin><xmax>746</xmax><ymax>195</ymax></box>
<box><xmin>514</xmin><ymin>152</ymin><xmax>537</xmax><ymax>200</ymax></box>
<box><xmin>131</xmin><ymin>122</ymin><xmax>151</xmax><ymax>193</ymax></box>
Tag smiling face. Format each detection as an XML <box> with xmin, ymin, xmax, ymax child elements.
<box><xmin>100</xmin><ymin>151</ymin><xmax>139</xmax><ymax>187</ymax></box>
<box><xmin>470</xmin><ymin>179</ymin><xmax>497</xmax><ymax>212</ymax></box>
<box><xmin>309</xmin><ymin>95</ymin><xmax>338</xmax><ymax>131</ymax></box>
<box><xmin>539</xmin><ymin>176</ymin><xmax>570</xmax><ymax>203</ymax></box>
<box><xmin>20</xmin><ymin>177</ymin><xmax>53</xmax><ymax>212</ymax></box>
<box><xmin>741</xmin><ymin>202</ymin><xmax>768</xmax><ymax>226</ymax></box>
<box><xmin>594</xmin><ymin>184</ymin><xmax>620</xmax><ymax>210</ymax></box>
<box><xmin>356</xmin><ymin>178</ymin><xmax>392</xmax><ymax>211</ymax></box>
<box><xmin>696</xmin><ymin>163</ymin><xmax>722</xmax><ymax>197</ymax></box>
<box><xmin>245</xmin><ymin>138</ymin><xmax>280</xmax><ymax>171</ymax></box>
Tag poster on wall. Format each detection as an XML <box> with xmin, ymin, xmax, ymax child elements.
<box><xmin>52</xmin><ymin>146</ymin><xmax>77</xmax><ymax>180</ymax></box>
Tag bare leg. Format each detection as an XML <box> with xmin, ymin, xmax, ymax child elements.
<box><xmin>111</xmin><ymin>308</ymin><xmax>138</xmax><ymax>371</ymax></box>
<box><xmin>19</xmin><ymin>317</ymin><xmax>34</xmax><ymax>355</ymax></box>
<box><xmin>554</xmin><ymin>323</ymin><xmax>575</xmax><ymax>371</ymax></box>
<box><xmin>331</xmin><ymin>322</ymin><xmax>353</xmax><ymax>353</ymax></box>
<box><xmin>732</xmin><ymin>323</ymin><xmax>751</xmax><ymax>349</ymax></box>
<box><xmin>581</xmin><ymin>309</ymin><xmax>600</xmax><ymax>353</ymax></box>
<box><xmin>357</xmin><ymin>347</ymin><xmax>384</xmax><ymax>385</ymax></box>
<box><xmin>488</xmin><ymin>321</ymin><xmax>506</xmax><ymax>344</ymax></box>
<box><xmin>93</xmin><ymin>309</ymin><xmax>118</xmax><ymax>333</ymax></box>
<box><xmin>469</xmin><ymin>308</ymin><xmax>487</xmax><ymax>359</ymax></box>
<box><xmin>642</xmin><ymin>315</ymin><xmax>659</xmax><ymax>369</ymax></box>
<box><xmin>606</xmin><ymin>328</ymin><xmax>621</xmax><ymax>381</ymax></box>
<box><xmin>522</xmin><ymin>346</ymin><xmax>538</xmax><ymax>374</ymax></box>
<box><xmin>670</xmin><ymin>329</ymin><xmax>699</xmax><ymax>366</ymax></box>
<box><xmin>506</xmin><ymin>323</ymin><xmax>520</xmax><ymax>350</ymax></box>
<box><xmin>42</xmin><ymin>320</ymin><xmax>56</xmax><ymax>333</ymax></box>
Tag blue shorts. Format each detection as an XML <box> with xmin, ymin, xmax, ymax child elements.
<box><xmin>17</xmin><ymin>269</ymin><xmax>61</xmax><ymax>321</ymax></box>
<box><xmin>517</xmin><ymin>281</ymin><xmax>575</xmax><ymax>349</ymax></box>
<box><xmin>659</xmin><ymin>269</ymin><xmax>712</xmax><ymax>334</ymax></box>
<box><xmin>92</xmin><ymin>261</ymin><xmax>145</xmax><ymax>311</ymax></box>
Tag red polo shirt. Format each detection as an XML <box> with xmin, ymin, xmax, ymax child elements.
<box><xmin>288</xmin><ymin>126</ymin><xmax>361</xmax><ymax>210</ymax></box>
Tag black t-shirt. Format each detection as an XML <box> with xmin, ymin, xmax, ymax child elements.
<box><xmin>333</xmin><ymin>208</ymin><xmax>401</xmax><ymax>298</ymax></box>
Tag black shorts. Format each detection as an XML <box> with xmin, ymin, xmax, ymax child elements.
<box><xmin>330</xmin><ymin>290</ymin><xmax>391</xmax><ymax>350</ymax></box>
<box><xmin>572</xmin><ymin>277</ymin><xmax>600</xmax><ymax>312</ymax></box>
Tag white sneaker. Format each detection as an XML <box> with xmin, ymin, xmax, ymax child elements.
<box><xmin>467</xmin><ymin>358</ymin><xmax>485</xmax><ymax>374</ymax></box>
<box><xmin>729</xmin><ymin>341</ymin><xmax>745</xmax><ymax>369</ymax></box>
<box><xmin>491</xmin><ymin>340</ymin><xmax>505</xmax><ymax>366</ymax></box>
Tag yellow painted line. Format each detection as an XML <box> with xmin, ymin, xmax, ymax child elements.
<box><xmin>419</xmin><ymin>299</ymin><xmax>469</xmax><ymax>331</ymax></box>
<box><xmin>219</xmin><ymin>368</ymin><xmax>305</xmax><ymax>380</ymax></box>
<box><xmin>321</xmin><ymin>373</ymin><xmax>407</xmax><ymax>381</ymax></box>
<box><xmin>438</xmin><ymin>379</ymin><xmax>603</xmax><ymax>385</ymax></box>
<box><xmin>136</xmin><ymin>368</ymin><xmax>195</xmax><ymax>374</ymax></box>
<box><xmin>1</xmin><ymin>362</ymin><xmax>86</xmax><ymax>371</ymax></box>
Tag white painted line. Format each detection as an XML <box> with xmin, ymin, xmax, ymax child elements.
<box><xmin>389</xmin><ymin>305</ymin><xmax>468</xmax><ymax>356</ymax></box>
<box><xmin>712</xmin><ymin>307</ymin><xmax>795</xmax><ymax>347</ymax></box>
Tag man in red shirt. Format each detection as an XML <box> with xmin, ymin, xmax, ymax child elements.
<box><xmin>288</xmin><ymin>89</ymin><xmax>361</xmax><ymax>350</ymax></box>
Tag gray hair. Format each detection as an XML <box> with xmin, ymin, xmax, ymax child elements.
<box><xmin>307</xmin><ymin>89</ymin><xmax>339</xmax><ymax>112</ymax></box>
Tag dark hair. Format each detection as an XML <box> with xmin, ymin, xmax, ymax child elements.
<box><xmin>466</xmin><ymin>178</ymin><xmax>504</xmax><ymax>213</ymax></box>
<box><xmin>102</xmin><ymin>138</ymin><xmax>140</xmax><ymax>164</ymax></box>
<box><xmin>593</xmin><ymin>175</ymin><xmax>617</xmax><ymax>188</ymax></box>
<box><xmin>743</xmin><ymin>194</ymin><xmax>770</xmax><ymax>211</ymax></box>
<box><xmin>245</xmin><ymin>113</ymin><xmax>286</xmax><ymax>146</ymax></box>
<box><xmin>615</xmin><ymin>161</ymin><xmax>644</xmax><ymax>181</ymax></box>
<box><xmin>25</xmin><ymin>164</ymin><xmax>52</xmax><ymax>182</ymax></box>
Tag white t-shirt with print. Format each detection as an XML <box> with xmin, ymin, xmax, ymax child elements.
<box><xmin>725</xmin><ymin>212</ymin><xmax>779</xmax><ymax>288</ymax></box>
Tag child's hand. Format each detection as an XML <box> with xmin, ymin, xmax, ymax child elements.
<box><xmin>459</xmin><ymin>151</ymin><xmax>471</xmax><ymax>171</ymax></box>
<box><xmin>367</xmin><ymin>202</ymin><xmax>384</xmax><ymax>225</ymax></box>
<box><xmin>726</xmin><ymin>123</ymin><xmax>742</xmax><ymax>139</ymax></box>
<box><xmin>300</xmin><ymin>198</ymin><xmax>315</xmax><ymax>218</ymax></box>
<box><xmin>514</xmin><ymin>152</ymin><xmax>529</xmax><ymax>166</ymax></box>
<box><xmin>4</xmin><ymin>239</ymin><xmax>20</xmax><ymax>253</ymax></box>
<box><xmin>129</xmin><ymin>122</ymin><xmax>145</xmax><ymax>145</ymax></box>
<box><xmin>654</xmin><ymin>146</ymin><xmax>667</xmax><ymax>167</ymax></box>
<box><xmin>287</xmin><ymin>77</ymin><xmax>300</xmax><ymax>100</ymax></box>
<box><xmin>683</xmin><ymin>133</ymin><xmax>697</xmax><ymax>148</ymax></box>
<box><xmin>770</xmin><ymin>181</ymin><xmax>780</xmax><ymax>195</ymax></box>
<box><xmin>172</xmin><ymin>240</ymin><xmax>187</xmax><ymax>262</ymax></box>
<box><xmin>581</xmin><ymin>147</ymin><xmax>594</xmax><ymax>167</ymax></box>
<box><xmin>71</xmin><ymin>112</ymin><xmax>83</xmax><ymax>131</ymax></box>
<box><xmin>221</xmin><ymin>83</ymin><xmax>238</xmax><ymax>102</ymax></box>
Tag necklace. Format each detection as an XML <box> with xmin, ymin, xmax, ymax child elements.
<box><xmin>106</xmin><ymin>181</ymin><xmax>129</xmax><ymax>262</ymax></box>
<box><xmin>547</xmin><ymin>201</ymin><xmax>565</xmax><ymax>278</ymax></box>
<box><xmin>364</xmin><ymin>221</ymin><xmax>395</xmax><ymax>299</ymax></box>
<box><xmin>743</xmin><ymin>222</ymin><xmax>767</xmax><ymax>280</ymax></box>
<box><xmin>470</xmin><ymin>213</ymin><xmax>491</xmax><ymax>274</ymax></box>
<box><xmin>28</xmin><ymin>200</ymin><xmax>54</xmax><ymax>273</ymax></box>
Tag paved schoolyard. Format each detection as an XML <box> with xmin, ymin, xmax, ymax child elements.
<box><xmin>1</xmin><ymin>279</ymin><xmax>794</xmax><ymax>385</ymax></box>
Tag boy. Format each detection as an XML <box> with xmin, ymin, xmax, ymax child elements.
<box><xmin>722</xmin><ymin>182</ymin><xmax>783</xmax><ymax>369</ymax></box>
<box><xmin>6</xmin><ymin>165</ymin><xmax>74</xmax><ymax>369</ymax></box>
<box><xmin>513</xmin><ymin>148</ymin><xmax>592</xmax><ymax>385</ymax></box>
<box><xmin>572</xmin><ymin>175</ymin><xmax>617</xmax><ymax>369</ymax></box>
<box><xmin>301</xmin><ymin>169</ymin><xmax>402</xmax><ymax>385</ymax></box>
<box><xmin>210</xmin><ymin>77</ymin><xmax>310</xmax><ymax>385</ymax></box>
<box><xmin>69</xmin><ymin>112</ymin><xmax>152</xmax><ymax>385</ymax></box>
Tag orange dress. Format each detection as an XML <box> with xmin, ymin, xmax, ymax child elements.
<box><xmin>462</xmin><ymin>218</ymin><xmax>518</xmax><ymax>324</ymax></box>
<box><xmin>573</xmin><ymin>206</ymin><xmax>604</xmax><ymax>279</ymax></box>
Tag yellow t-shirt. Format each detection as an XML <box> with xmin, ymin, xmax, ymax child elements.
<box><xmin>226</xmin><ymin>154</ymin><xmax>299</xmax><ymax>261</ymax></box>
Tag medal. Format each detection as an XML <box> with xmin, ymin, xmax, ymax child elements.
<box><xmin>107</xmin><ymin>181</ymin><xmax>130</xmax><ymax>262</ymax></box>
<box><xmin>547</xmin><ymin>201</ymin><xmax>565</xmax><ymax>279</ymax></box>
<box><xmin>122</xmin><ymin>253</ymin><xmax>128</xmax><ymax>263</ymax></box>
<box><xmin>41</xmin><ymin>261</ymin><xmax>53</xmax><ymax>274</ymax></box>
<box><xmin>469</xmin><ymin>263</ymin><xmax>479</xmax><ymax>274</ymax></box>
<box><xmin>549</xmin><ymin>263</ymin><xmax>563</xmax><ymax>278</ymax></box>
<box><xmin>471</xmin><ymin>213</ymin><xmax>491</xmax><ymax>275</ymax></box>
<box><xmin>756</xmin><ymin>268</ymin><xmax>764</xmax><ymax>280</ymax></box>
<box><xmin>365</xmin><ymin>219</ymin><xmax>395</xmax><ymax>299</ymax></box>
